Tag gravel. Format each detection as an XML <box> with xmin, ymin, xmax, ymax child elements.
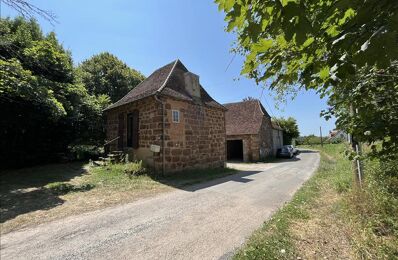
<box><xmin>1</xmin><ymin>151</ymin><xmax>319</xmax><ymax>260</ymax></box>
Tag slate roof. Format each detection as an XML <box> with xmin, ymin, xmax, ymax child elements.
<box><xmin>105</xmin><ymin>59</ymin><xmax>225</xmax><ymax>111</ymax></box>
<box><xmin>224</xmin><ymin>100</ymin><xmax>271</xmax><ymax>136</ymax></box>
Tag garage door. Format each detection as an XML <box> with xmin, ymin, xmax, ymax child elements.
<box><xmin>227</xmin><ymin>140</ymin><xmax>243</xmax><ymax>161</ymax></box>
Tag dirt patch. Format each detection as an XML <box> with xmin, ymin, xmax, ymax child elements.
<box><xmin>1</xmin><ymin>186</ymin><xmax>172</xmax><ymax>234</ymax></box>
<box><xmin>290</xmin><ymin>184</ymin><xmax>354</xmax><ymax>259</ymax></box>
<box><xmin>1</xmin><ymin>162</ymin><xmax>236</xmax><ymax>234</ymax></box>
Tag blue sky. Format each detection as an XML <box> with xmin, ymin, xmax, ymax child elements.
<box><xmin>1</xmin><ymin>0</ymin><xmax>335</xmax><ymax>136</ymax></box>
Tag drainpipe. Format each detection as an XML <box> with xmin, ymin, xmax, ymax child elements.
<box><xmin>154</xmin><ymin>94</ymin><xmax>166</xmax><ymax>175</ymax></box>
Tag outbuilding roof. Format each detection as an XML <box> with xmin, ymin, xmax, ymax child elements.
<box><xmin>271</xmin><ymin>122</ymin><xmax>283</xmax><ymax>131</ymax></box>
<box><xmin>105</xmin><ymin>59</ymin><xmax>225</xmax><ymax>111</ymax></box>
<box><xmin>223</xmin><ymin>100</ymin><xmax>271</xmax><ymax>135</ymax></box>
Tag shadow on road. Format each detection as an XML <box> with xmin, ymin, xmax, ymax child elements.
<box><xmin>182</xmin><ymin>170</ymin><xmax>261</xmax><ymax>192</ymax></box>
<box><xmin>298</xmin><ymin>149</ymin><xmax>318</xmax><ymax>154</ymax></box>
<box><xmin>151</xmin><ymin>168</ymin><xmax>262</xmax><ymax>193</ymax></box>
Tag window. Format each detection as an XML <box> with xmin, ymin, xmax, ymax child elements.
<box><xmin>172</xmin><ymin>110</ymin><xmax>180</xmax><ymax>123</ymax></box>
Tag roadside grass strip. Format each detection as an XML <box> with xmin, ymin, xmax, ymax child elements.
<box><xmin>235</xmin><ymin>144</ymin><xmax>354</xmax><ymax>259</ymax></box>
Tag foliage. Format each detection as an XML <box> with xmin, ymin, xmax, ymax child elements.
<box><xmin>342</xmin><ymin>149</ymin><xmax>398</xmax><ymax>257</ymax></box>
<box><xmin>216</xmin><ymin>0</ymin><xmax>398</xmax><ymax>158</ymax></box>
<box><xmin>235</xmin><ymin>144</ymin><xmax>352</xmax><ymax>259</ymax></box>
<box><xmin>216</xmin><ymin>0</ymin><xmax>397</xmax><ymax>89</ymax></box>
<box><xmin>123</xmin><ymin>160</ymin><xmax>147</xmax><ymax>178</ymax></box>
<box><xmin>0</xmin><ymin>58</ymin><xmax>66</xmax><ymax>118</ymax></box>
<box><xmin>76</xmin><ymin>52</ymin><xmax>145</xmax><ymax>103</ymax></box>
<box><xmin>89</xmin><ymin>162</ymin><xmax>236</xmax><ymax>190</ymax></box>
<box><xmin>68</xmin><ymin>144</ymin><xmax>104</xmax><ymax>161</ymax></box>
<box><xmin>235</xmin><ymin>144</ymin><xmax>398</xmax><ymax>259</ymax></box>
<box><xmin>272</xmin><ymin>117</ymin><xmax>299</xmax><ymax>144</ymax></box>
<box><xmin>46</xmin><ymin>182</ymin><xmax>95</xmax><ymax>195</ymax></box>
<box><xmin>323</xmin><ymin>63</ymin><xmax>398</xmax><ymax>158</ymax></box>
<box><xmin>329</xmin><ymin>136</ymin><xmax>344</xmax><ymax>144</ymax></box>
<box><xmin>296</xmin><ymin>135</ymin><xmax>322</xmax><ymax>145</ymax></box>
<box><xmin>0</xmin><ymin>17</ymin><xmax>111</xmax><ymax>167</ymax></box>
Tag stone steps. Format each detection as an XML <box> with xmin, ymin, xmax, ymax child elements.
<box><xmin>91</xmin><ymin>151</ymin><xmax>126</xmax><ymax>166</ymax></box>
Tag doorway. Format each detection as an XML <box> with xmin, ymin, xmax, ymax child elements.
<box><xmin>117</xmin><ymin>113</ymin><xmax>124</xmax><ymax>150</ymax></box>
<box><xmin>227</xmin><ymin>140</ymin><xmax>243</xmax><ymax>161</ymax></box>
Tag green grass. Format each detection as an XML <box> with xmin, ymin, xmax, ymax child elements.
<box><xmin>87</xmin><ymin>162</ymin><xmax>236</xmax><ymax>190</ymax></box>
<box><xmin>345</xmin><ymin>155</ymin><xmax>398</xmax><ymax>258</ymax></box>
<box><xmin>235</xmin><ymin>144</ymin><xmax>351</xmax><ymax>259</ymax></box>
<box><xmin>1</xmin><ymin>161</ymin><xmax>236</xmax><ymax>234</ymax></box>
<box><xmin>235</xmin><ymin>143</ymin><xmax>398</xmax><ymax>259</ymax></box>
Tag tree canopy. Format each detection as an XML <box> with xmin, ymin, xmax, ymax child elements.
<box><xmin>216</xmin><ymin>0</ymin><xmax>398</xmax><ymax>157</ymax></box>
<box><xmin>0</xmin><ymin>17</ymin><xmax>142</xmax><ymax>167</ymax></box>
<box><xmin>273</xmin><ymin>117</ymin><xmax>299</xmax><ymax>145</ymax></box>
<box><xmin>76</xmin><ymin>52</ymin><xmax>145</xmax><ymax>103</ymax></box>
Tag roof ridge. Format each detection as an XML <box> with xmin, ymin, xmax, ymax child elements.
<box><xmin>223</xmin><ymin>99</ymin><xmax>259</xmax><ymax>105</ymax></box>
<box><xmin>256</xmin><ymin>100</ymin><xmax>265</xmax><ymax>116</ymax></box>
<box><xmin>157</xmin><ymin>59</ymin><xmax>179</xmax><ymax>94</ymax></box>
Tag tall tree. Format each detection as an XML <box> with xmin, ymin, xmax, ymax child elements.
<box><xmin>216</xmin><ymin>0</ymin><xmax>398</xmax><ymax>157</ymax></box>
<box><xmin>76</xmin><ymin>52</ymin><xmax>145</xmax><ymax>103</ymax></box>
<box><xmin>273</xmin><ymin>117</ymin><xmax>300</xmax><ymax>145</ymax></box>
<box><xmin>0</xmin><ymin>17</ymin><xmax>109</xmax><ymax>168</ymax></box>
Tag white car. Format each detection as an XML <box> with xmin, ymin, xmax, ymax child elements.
<box><xmin>286</xmin><ymin>145</ymin><xmax>299</xmax><ymax>155</ymax></box>
<box><xmin>277</xmin><ymin>145</ymin><xmax>294</xmax><ymax>158</ymax></box>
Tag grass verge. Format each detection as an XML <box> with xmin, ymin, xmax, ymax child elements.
<box><xmin>235</xmin><ymin>143</ymin><xmax>397</xmax><ymax>259</ymax></box>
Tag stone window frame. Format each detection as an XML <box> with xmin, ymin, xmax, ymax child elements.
<box><xmin>172</xmin><ymin>109</ymin><xmax>180</xmax><ymax>123</ymax></box>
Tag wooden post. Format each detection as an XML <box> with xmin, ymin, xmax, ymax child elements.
<box><xmin>320</xmin><ymin>126</ymin><xmax>323</xmax><ymax>147</ymax></box>
<box><xmin>349</xmin><ymin>105</ymin><xmax>363</xmax><ymax>188</ymax></box>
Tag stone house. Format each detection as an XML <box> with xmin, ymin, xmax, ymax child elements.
<box><xmin>328</xmin><ymin>129</ymin><xmax>348</xmax><ymax>142</ymax></box>
<box><xmin>224</xmin><ymin>100</ymin><xmax>281</xmax><ymax>162</ymax></box>
<box><xmin>104</xmin><ymin>59</ymin><xmax>226</xmax><ymax>173</ymax></box>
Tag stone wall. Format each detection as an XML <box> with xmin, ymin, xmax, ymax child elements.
<box><xmin>159</xmin><ymin>97</ymin><xmax>226</xmax><ymax>172</ymax></box>
<box><xmin>258</xmin><ymin>116</ymin><xmax>274</xmax><ymax>159</ymax></box>
<box><xmin>272</xmin><ymin>129</ymin><xmax>283</xmax><ymax>155</ymax></box>
<box><xmin>226</xmin><ymin>116</ymin><xmax>274</xmax><ymax>162</ymax></box>
<box><xmin>226</xmin><ymin>134</ymin><xmax>255</xmax><ymax>162</ymax></box>
<box><xmin>105</xmin><ymin>97</ymin><xmax>162</xmax><ymax>168</ymax></box>
<box><xmin>105</xmin><ymin>96</ymin><xmax>226</xmax><ymax>173</ymax></box>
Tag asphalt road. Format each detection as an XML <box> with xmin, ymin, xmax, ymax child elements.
<box><xmin>1</xmin><ymin>151</ymin><xmax>319</xmax><ymax>260</ymax></box>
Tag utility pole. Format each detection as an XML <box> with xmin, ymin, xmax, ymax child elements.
<box><xmin>320</xmin><ymin>126</ymin><xmax>323</xmax><ymax>147</ymax></box>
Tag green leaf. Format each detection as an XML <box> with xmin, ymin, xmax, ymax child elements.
<box><xmin>302</xmin><ymin>37</ymin><xmax>314</xmax><ymax>48</ymax></box>
<box><xmin>280</xmin><ymin>0</ymin><xmax>298</xmax><ymax>7</ymax></box>
<box><xmin>252</xmin><ymin>39</ymin><xmax>273</xmax><ymax>52</ymax></box>
<box><xmin>224</xmin><ymin>0</ymin><xmax>235</xmax><ymax>11</ymax></box>
<box><xmin>319</xmin><ymin>66</ymin><xmax>330</xmax><ymax>80</ymax></box>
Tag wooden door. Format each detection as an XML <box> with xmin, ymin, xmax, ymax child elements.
<box><xmin>118</xmin><ymin>113</ymin><xmax>124</xmax><ymax>150</ymax></box>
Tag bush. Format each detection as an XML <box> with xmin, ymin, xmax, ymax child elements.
<box><xmin>330</xmin><ymin>137</ymin><xmax>344</xmax><ymax>144</ymax></box>
<box><xmin>46</xmin><ymin>182</ymin><xmax>95</xmax><ymax>195</ymax></box>
<box><xmin>346</xmin><ymin>155</ymin><xmax>398</xmax><ymax>257</ymax></box>
<box><xmin>123</xmin><ymin>161</ymin><xmax>147</xmax><ymax>178</ymax></box>
<box><xmin>69</xmin><ymin>144</ymin><xmax>103</xmax><ymax>161</ymax></box>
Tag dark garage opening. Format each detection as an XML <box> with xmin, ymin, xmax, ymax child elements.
<box><xmin>227</xmin><ymin>140</ymin><xmax>243</xmax><ymax>161</ymax></box>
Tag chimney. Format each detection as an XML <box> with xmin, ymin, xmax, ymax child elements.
<box><xmin>184</xmin><ymin>72</ymin><xmax>201</xmax><ymax>98</ymax></box>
